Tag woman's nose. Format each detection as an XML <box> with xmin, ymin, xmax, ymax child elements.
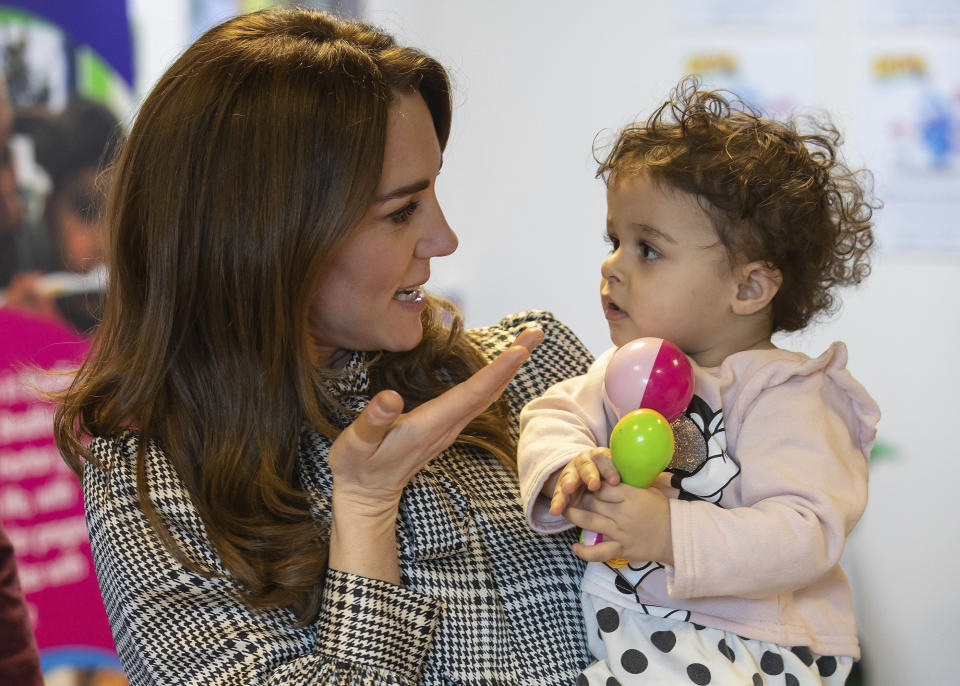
<box><xmin>417</xmin><ymin>205</ymin><xmax>458</xmax><ymax>258</ymax></box>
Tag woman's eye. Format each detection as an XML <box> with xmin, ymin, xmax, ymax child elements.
<box><xmin>603</xmin><ymin>233</ymin><xmax>620</xmax><ymax>251</ymax></box>
<box><xmin>388</xmin><ymin>200</ymin><xmax>420</xmax><ymax>224</ymax></box>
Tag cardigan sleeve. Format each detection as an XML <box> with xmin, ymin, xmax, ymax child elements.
<box><xmin>84</xmin><ymin>436</ymin><xmax>442</xmax><ymax>686</ymax></box>
<box><xmin>516</xmin><ymin>348</ymin><xmax>617</xmax><ymax>533</ymax></box>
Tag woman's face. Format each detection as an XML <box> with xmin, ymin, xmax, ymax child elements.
<box><xmin>308</xmin><ymin>92</ymin><xmax>458</xmax><ymax>366</ymax></box>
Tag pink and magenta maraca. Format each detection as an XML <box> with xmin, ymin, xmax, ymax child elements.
<box><xmin>603</xmin><ymin>337</ymin><xmax>694</xmax><ymax>423</ymax></box>
<box><xmin>579</xmin><ymin>338</ymin><xmax>694</xmax><ymax>560</ymax></box>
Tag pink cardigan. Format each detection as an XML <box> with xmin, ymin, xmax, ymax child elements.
<box><xmin>518</xmin><ymin>342</ymin><xmax>879</xmax><ymax>659</ymax></box>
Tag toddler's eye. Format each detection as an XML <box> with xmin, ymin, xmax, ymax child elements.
<box><xmin>603</xmin><ymin>233</ymin><xmax>620</xmax><ymax>252</ymax></box>
<box><xmin>388</xmin><ymin>201</ymin><xmax>420</xmax><ymax>224</ymax></box>
<box><xmin>639</xmin><ymin>242</ymin><xmax>662</xmax><ymax>260</ymax></box>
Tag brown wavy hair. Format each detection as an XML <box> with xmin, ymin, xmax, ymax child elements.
<box><xmin>54</xmin><ymin>8</ymin><xmax>513</xmax><ymax>626</ymax></box>
<box><xmin>597</xmin><ymin>75</ymin><xmax>879</xmax><ymax>332</ymax></box>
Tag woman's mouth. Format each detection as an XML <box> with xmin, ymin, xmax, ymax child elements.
<box><xmin>393</xmin><ymin>287</ymin><xmax>425</xmax><ymax>303</ymax></box>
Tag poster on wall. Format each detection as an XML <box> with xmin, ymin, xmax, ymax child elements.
<box><xmin>861</xmin><ymin>44</ymin><xmax>960</xmax><ymax>252</ymax></box>
<box><xmin>0</xmin><ymin>308</ymin><xmax>126</xmax><ymax>685</ymax></box>
<box><xmin>864</xmin><ymin>0</ymin><xmax>960</xmax><ymax>29</ymax></box>
<box><xmin>672</xmin><ymin>0</ymin><xmax>816</xmax><ymax>29</ymax></box>
<box><xmin>0</xmin><ymin>2</ymin><xmax>131</xmax><ymax>683</ymax></box>
<box><xmin>0</xmin><ymin>11</ymin><xmax>67</xmax><ymax>110</ymax></box>
<box><xmin>679</xmin><ymin>41</ymin><xmax>818</xmax><ymax>120</ymax></box>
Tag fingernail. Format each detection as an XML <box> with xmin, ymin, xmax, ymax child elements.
<box><xmin>516</xmin><ymin>327</ymin><xmax>545</xmax><ymax>350</ymax></box>
<box><xmin>371</xmin><ymin>391</ymin><xmax>403</xmax><ymax>420</ymax></box>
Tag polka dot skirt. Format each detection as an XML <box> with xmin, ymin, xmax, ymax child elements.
<box><xmin>580</xmin><ymin>595</ymin><xmax>853</xmax><ymax>685</ymax></box>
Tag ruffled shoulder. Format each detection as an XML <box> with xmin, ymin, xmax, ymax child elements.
<box><xmin>721</xmin><ymin>342</ymin><xmax>880</xmax><ymax>460</ymax></box>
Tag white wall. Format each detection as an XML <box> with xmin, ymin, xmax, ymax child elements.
<box><xmin>132</xmin><ymin>2</ymin><xmax>960</xmax><ymax>682</ymax></box>
<box><xmin>363</xmin><ymin>3</ymin><xmax>959</xmax><ymax>684</ymax></box>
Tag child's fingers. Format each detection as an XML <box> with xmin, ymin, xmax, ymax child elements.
<box><xmin>564</xmin><ymin>505</ymin><xmax>610</xmax><ymax>536</ymax></box>
<box><xmin>548</xmin><ymin>489</ymin><xmax>569</xmax><ymax>516</ymax></box>
<box><xmin>575</xmin><ymin>457</ymin><xmax>602</xmax><ymax>492</ymax></box>
<box><xmin>558</xmin><ymin>462</ymin><xmax>583</xmax><ymax>495</ymax></box>
<box><xmin>570</xmin><ymin>447</ymin><xmax>609</xmax><ymax>491</ymax></box>
<box><xmin>593</xmin><ymin>453</ymin><xmax>621</xmax><ymax>485</ymax></box>
<box><xmin>571</xmin><ymin>540</ymin><xmax>623</xmax><ymax>563</ymax></box>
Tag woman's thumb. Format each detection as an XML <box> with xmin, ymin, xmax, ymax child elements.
<box><xmin>349</xmin><ymin>390</ymin><xmax>403</xmax><ymax>446</ymax></box>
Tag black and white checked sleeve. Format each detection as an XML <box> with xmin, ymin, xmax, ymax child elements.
<box><xmin>314</xmin><ymin>570</ymin><xmax>440</xmax><ymax>678</ymax></box>
<box><xmin>468</xmin><ymin>310</ymin><xmax>595</xmax><ymax>417</ymax></box>
<box><xmin>84</xmin><ymin>435</ymin><xmax>441</xmax><ymax>685</ymax></box>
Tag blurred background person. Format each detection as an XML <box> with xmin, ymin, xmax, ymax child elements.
<box><xmin>0</xmin><ymin>518</ymin><xmax>43</xmax><ymax>686</ymax></box>
<box><xmin>3</xmin><ymin>97</ymin><xmax>118</xmax><ymax>333</ymax></box>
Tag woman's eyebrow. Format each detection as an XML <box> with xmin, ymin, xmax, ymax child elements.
<box><xmin>376</xmin><ymin>178</ymin><xmax>430</xmax><ymax>202</ymax></box>
<box><xmin>375</xmin><ymin>158</ymin><xmax>442</xmax><ymax>203</ymax></box>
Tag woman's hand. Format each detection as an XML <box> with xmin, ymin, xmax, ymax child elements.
<box><xmin>327</xmin><ymin>327</ymin><xmax>544</xmax><ymax>583</ymax></box>
<box><xmin>564</xmin><ymin>483</ymin><xmax>674</xmax><ymax>566</ymax></box>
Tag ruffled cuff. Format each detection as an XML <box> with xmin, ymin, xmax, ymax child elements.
<box><xmin>317</xmin><ymin>569</ymin><xmax>443</xmax><ymax>682</ymax></box>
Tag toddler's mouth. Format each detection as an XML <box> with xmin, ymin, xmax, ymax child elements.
<box><xmin>606</xmin><ymin>300</ymin><xmax>626</xmax><ymax>315</ymax></box>
<box><xmin>603</xmin><ymin>297</ymin><xmax>628</xmax><ymax>321</ymax></box>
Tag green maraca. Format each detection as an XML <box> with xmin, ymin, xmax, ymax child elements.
<box><xmin>609</xmin><ymin>408</ymin><xmax>675</xmax><ymax>488</ymax></box>
<box><xmin>579</xmin><ymin>409</ymin><xmax>675</xmax><ymax>566</ymax></box>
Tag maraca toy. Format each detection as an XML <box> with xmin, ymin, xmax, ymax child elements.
<box><xmin>603</xmin><ymin>337</ymin><xmax>693</xmax><ymax>424</ymax></box>
<box><xmin>580</xmin><ymin>338</ymin><xmax>693</xmax><ymax>566</ymax></box>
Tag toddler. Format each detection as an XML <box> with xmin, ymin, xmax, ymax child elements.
<box><xmin>518</xmin><ymin>77</ymin><xmax>880</xmax><ymax>685</ymax></box>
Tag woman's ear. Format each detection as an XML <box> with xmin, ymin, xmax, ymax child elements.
<box><xmin>733</xmin><ymin>261</ymin><xmax>782</xmax><ymax>316</ymax></box>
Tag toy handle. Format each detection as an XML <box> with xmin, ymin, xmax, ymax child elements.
<box><xmin>578</xmin><ymin>409</ymin><xmax>675</xmax><ymax>566</ymax></box>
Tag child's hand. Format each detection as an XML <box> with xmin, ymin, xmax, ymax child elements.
<box><xmin>549</xmin><ymin>447</ymin><xmax>620</xmax><ymax>516</ymax></box>
<box><xmin>565</xmin><ymin>483</ymin><xmax>674</xmax><ymax>565</ymax></box>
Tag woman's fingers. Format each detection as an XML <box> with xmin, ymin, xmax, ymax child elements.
<box><xmin>479</xmin><ymin>328</ymin><xmax>544</xmax><ymax>400</ymax></box>
<box><xmin>414</xmin><ymin>328</ymin><xmax>543</xmax><ymax>432</ymax></box>
<box><xmin>512</xmin><ymin>326</ymin><xmax>546</xmax><ymax>353</ymax></box>
<box><xmin>330</xmin><ymin>328</ymin><xmax>543</xmax><ymax>494</ymax></box>
<box><xmin>328</xmin><ymin>391</ymin><xmax>403</xmax><ymax>475</ymax></box>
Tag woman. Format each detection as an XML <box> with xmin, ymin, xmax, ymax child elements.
<box><xmin>55</xmin><ymin>9</ymin><xmax>593</xmax><ymax>685</ymax></box>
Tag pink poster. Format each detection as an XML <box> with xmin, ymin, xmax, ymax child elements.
<box><xmin>0</xmin><ymin>307</ymin><xmax>125</xmax><ymax>682</ymax></box>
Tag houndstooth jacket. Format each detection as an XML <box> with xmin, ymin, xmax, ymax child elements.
<box><xmin>83</xmin><ymin>311</ymin><xmax>594</xmax><ymax>685</ymax></box>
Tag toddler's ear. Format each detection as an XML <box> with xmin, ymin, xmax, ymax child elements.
<box><xmin>733</xmin><ymin>261</ymin><xmax>782</xmax><ymax>316</ymax></box>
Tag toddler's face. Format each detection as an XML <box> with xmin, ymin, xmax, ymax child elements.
<box><xmin>601</xmin><ymin>173</ymin><xmax>741</xmax><ymax>365</ymax></box>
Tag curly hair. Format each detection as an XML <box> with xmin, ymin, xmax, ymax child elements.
<box><xmin>597</xmin><ymin>76</ymin><xmax>879</xmax><ymax>332</ymax></box>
